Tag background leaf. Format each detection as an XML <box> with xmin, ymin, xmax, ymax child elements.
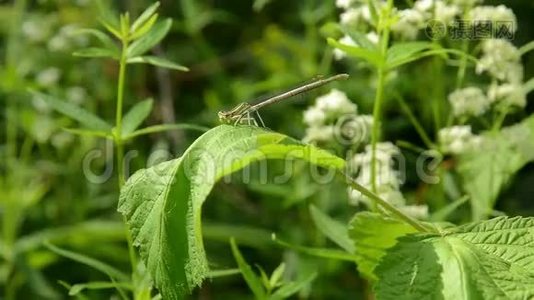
<box><xmin>127</xmin><ymin>56</ymin><xmax>189</xmax><ymax>71</ymax></box>
<box><xmin>127</xmin><ymin>19</ymin><xmax>172</xmax><ymax>57</ymax></box>
<box><xmin>32</xmin><ymin>92</ymin><xmax>112</xmax><ymax>131</ymax></box>
<box><xmin>121</xmin><ymin>98</ymin><xmax>153</xmax><ymax>137</ymax></box>
<box><xmin>309</xmin><ymin>205</ymin><xmax>354</xmax><ymax>253</ymax></box>
<box><xmin>230</xmin><ymin>238</ymin><xmax>267</xmax><ymax>300</ymax></box>
<box><xmin>375</xmin><ymin>217</ymin><xmax>534</xmax><ymax>300</ymax></box>
<box><xmin>458</xmin><ymin>115</ymin><xmax>534</xmax><ymax>220</ymax></box>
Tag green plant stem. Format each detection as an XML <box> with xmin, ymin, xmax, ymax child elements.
<box><xmin>396</xmin><ymin>95</ymin><xmax>435</xmax><ymax>149</ymax></box>
<box><xmin>343</xmin><ymin>173</ymin><xmax>430</xmax><ymax>233</ymax></box>
<box><xmin>115</xmin><ymin>36</ymin><xmax>138</xmax><ymax>278</ymax></box>
<box><xmin>116</xmin><ymin>43</ymin><xmax>128</xmax><ymax>186</ymax></box>
<box><xmin>370</xmin><ymin>0</ymin><xmax>392</xmax><ymax>209</ymax></box>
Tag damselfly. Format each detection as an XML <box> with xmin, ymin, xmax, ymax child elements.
<box><xmin>218</xmin><ymin>73</ymin><xmax>349</xmax><ymax>126</ymax></box>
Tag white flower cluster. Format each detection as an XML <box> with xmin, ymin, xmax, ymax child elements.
<box><xmin>448</xmin><ymin>87</ymin><xmax>489</xmax><ymax>117</ymax></box>
<box><xmin>347</xmin><ymin>142</ymin><xmax>428</xmax><ymax>218</ymax></box>
<box><xmin>477</xmin><ymin>39</ymin><xmax>523</xmax><ymax>84</ymax></box>
<box><xmin>416</xmin><ymin>0</ymin><xmax>460</xmax><ymax>24</ymax></box>
<box><xmin>468</xmin><ymin>5</ymin><xmax>517</xmax><ymax>29</ymax></box>
<box><xmin>391</xmin><ymin>8</ymin><xmax>426</xmax><ymax>40</ymax></box>
<box><xmin>334</xmin><ymin>0</ymin><xmax>381</xmax><ymax>60</ymax></box>
<box><xmin>48</xmin><ymin>25</ymin><xmax>89</xmax><ymax>52</ymax></box>
<box><xmin>303</xmin><ymin>89</ymin><xmax>362</xmax><ymax>144</ymax></box>
<box><xmin>488</xmin><ymin>82</ymin><xmax>526</xmax><ymax>108</ymax></box>
<box><xmin>438</xmin><ymin>125</ymin><xmax>482</xmax><ymax>154</ymax></box>
<box><xmin>475</xmin><ymin>38</ymin><xmax>526</xmax><ymax>109</ymax></box>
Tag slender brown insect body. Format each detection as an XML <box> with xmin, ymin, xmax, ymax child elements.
<box><xmin>218</xmin><ymin>73</ymin><xmax>349</xmax><ymax>126</ymax></box>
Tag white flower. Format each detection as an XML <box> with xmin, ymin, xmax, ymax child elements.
<box><xmin>303</xmin><ymin>107</ymin><xmax>326</xmax><ymax>126</ymax></box>
<box><xmin>66</xmin><ymin>86</ymin><xmax>87</xmax><ymax>105</ymax></box>
<box><xmin>22</xmin><ymin>20</ymin><xmax>47</xmax><ymax>42</ymax></box>
<box><xmin>391</xmin><ymin>9</ymin><xmax>425</xmax><ymax>40</ymax></box>
<box><xmin>365</xmin><ymin>31</ymin><xmax>379</xmax><ymax>44</ymax></box>
<box><xmin>438</xmin><ymin>125</ymin><xmax>482</xmax><ymax>154</ymax></box>
<box><xmin>415</xmin><ymin>0</ymin><xmax>459</xmax><ymax>24</ymax></box>
<box><xmin>36</xmin><ymin>68</ymin><xmax>61</xmax><ymax>87</ymax></box>
<box><xmin>51</xmin><ymin>132</ymin><xmax>74</xmax><ymax>149</ymax></box>
<box><xmin>448</xmin><ymin>87</ymin><xmax>489</xmax><ymax>117</ymax></box>
<box><xmin>333</xmin><ymin>35</ymin><xmax>357</xmax><ymax>60</ymax></box>
<box><xmin>337</xmin><ymin>115</ymin><xmax>373</xmax><ymax>145</ymax></box>
<box><xmin>349</xmin><ymin>142</ymin><xmax>402</xmax><ymax>189</ymax></box>
<box><xmin>434</xmin><ymin>1</ymin><xmax>460</xmax><ymax>24</ymax></box>
<box><xmin>414</xmin><ymin>0</ymin><xmax>434</xmax><ymax>12</ymax></box>
<box><xmin>488</xmin><ymin>83</ymin><xmax>526</xmax><ymax>108</ymax></box>
<box><xmin>336</xmin><ymin>0</ymin><xmax>357</xmax><ymax>9</ymax></box>
<box><xmin>303</xmin><ymin>125</ymin><xmax>335</xmax><ymax>143</ymax></box>
<box><xmin>316</xmin><ymin>89</ymin><xmax>357</xmax><ymax>117</ymax></box>
<box><xmin>476</xmin><ymin>39</ymin><xmax>522</xmax><ymax>83</ymax></box>
<box><xmin>400</xmin><ymin>204</ymin><xmax>429</xmax><ymax>219</ymax></box>
<box><xmin>469</xmin><ymin>5</ymin><xmax>517</xmax><ymax>29</ymax></box>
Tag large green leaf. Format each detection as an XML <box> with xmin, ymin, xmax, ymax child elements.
<box><xmin>375</xmin><ymin>216</ymin><xmax>534</xmax><ymax>300</ymax></box>
<box><xmin>458</xmin><ymin>116</ymin><xmax>534</xmax><ymax>220</ymax></box>
<box><xmin>118</xmin><ymin>125</ymin><xmax>345</xmax><ymax>299</ymax></box>
<box><xmin>348</xmin><ymin>212</ymin><xmax>416</xmax><ymax>281</ymax></box>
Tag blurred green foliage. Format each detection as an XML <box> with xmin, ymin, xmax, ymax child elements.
<box><xmin>0</xmin><ymin>0</ymin><xmax>533</xmax><ymax>299</ymax></box>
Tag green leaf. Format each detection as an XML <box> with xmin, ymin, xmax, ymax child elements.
<box><xmin>458</xmin><ymin>115</ymin><xmax>534</xmax><ymax>220</ymax></box>
<box><xmin>62</xmin><ymin>128</ymin><xmax>112</xmax><ymax>139</ymax></box>
<box><xmin>45</xmin><ymin>243</ymin><xmax>129</xmax><ymax>282</ymax></box>
<box><xmin>327</xmin><ymin>38</ymin><xmax>382</xmax><ymax>67</ymax></box>
<box><xmin>127</xmin><ymin>19</ymin><xmax>172</xmax><ymax>58</ymax></box>
<box><xmin>343</xmin><ymin>29</ymin><xmax>377</xmax><ymax>51</ymax></box>
<box><xmin>272</xmin><ymin>234</ymin><xmax>357</xmax><ymax>262</ymax></box>
<box><xmin>31</xmin><ymin>92</ymin><xmax>112</xmax><ymax>131</ymax></box>
<box><xmin>429</xmin><ymin>195</ymin><xmax>469</xmax><ymax>222</ymax></box>
<box><xmin>385</xmin><ymin>41</ymin><xmax>436</xmax><ymax>69</ymax></box>
<box><xmin>127</xmin><ymin>56</ymin><xmax>189</xmax><ymax>71</ymax></box>
<box><xmin>118</xmin><ymin>125</ymin><xmax>345</xmax><ymax>299</ymax></box>
<box><xmin>375</xmin><ymin>217</ymin><xmax>534</xmax><ymax>300</ymax></box>
<box><xmin>130</xmin><ymin>2</ymin><xmax>160</xmax><ymax>34</ymax></box>
<box><xmin>309</xmin><ymin>205</ymin><xmax>354</xmax><ymax>253</ymax></box>
<box><xmin>271</xmin><ymin>272</ymin><xmax>317</xmax><ymax>300</ymax></box>
<box><xmin>269</xmin><ymin>263</ymin><xmax>285</xmax><ymax>289</ymax></box>
<box><xmin>98</xmin><ymin>16</ymin><xmax>122</xmax><ymax>39</ymax></box>
<box><xmin>230</xmin><ymin>238</ymin><xmax>267</xmax><ymax>300</ymax></box>
<box><xmin>121</xmin><ymin>98</ymin><xmax>153</xmax><ymax>137</ymax></box>
<box><xmin>348</xmin><ymin>212</ymin><xmax>417</xmax><ymax>281</ymax></box>
<box><xmin>73</xmin><ymin>47</ymin><xmax>119</xmax><ymax>59</ymax></box>
<box><xmin>68</xmin><ymin>281</ymin><xmax>133</xmax><ymax>296</ymax></box>
<box><xmin>519</xmin><ymin>40</ymin><xmax>534</xmax><ymax>56</ymax></box>
<box><xmin>123</xmin><ymin>123</ymin><xmax>208</xmax><ymax>141</ymax></box>
<box><xmin>75</xmin><ymin>29</ymin><xmax>118</xmax><ymax>53</ymax></box>
<box><xmin>130</xmin><ymin>13</ymin><xmax>159</xmax><ymax>40</ymax></box>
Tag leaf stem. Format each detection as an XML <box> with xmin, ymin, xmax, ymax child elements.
<box><xmin>343</xmin><ymin>173</ymin><xmax>431</xmax><ymax>233</ymax></box>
